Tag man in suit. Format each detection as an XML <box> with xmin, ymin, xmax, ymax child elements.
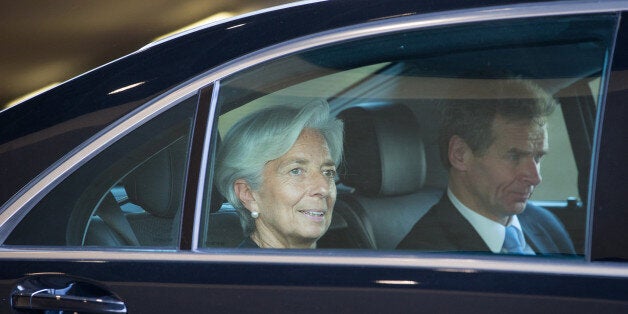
<box><xmin>397</xmin><ymin>79</ymin><xmax>575</xmax><ymax>255</ymax></box>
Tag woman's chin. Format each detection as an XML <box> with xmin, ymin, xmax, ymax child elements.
<box><xmin>295</xmin><ymin>228</ymin><xmax>327</xmax><ymax>243</ymax></box>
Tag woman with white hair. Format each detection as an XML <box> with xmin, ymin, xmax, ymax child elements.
<box><xmin>216</xmin><ymin>101</ymin><xmax>343</xmax><ymax>248</ymax></box>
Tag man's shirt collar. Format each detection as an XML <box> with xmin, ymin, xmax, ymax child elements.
<box><xmin>447</xmin><ymin>188</ymin><xmax>528</xmax><ymax>253</ymax></box>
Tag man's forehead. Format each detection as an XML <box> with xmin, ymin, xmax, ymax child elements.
<box><xmin>492</xmin><ymin>117</ymin><xmax>548</xmax><ymax>147</ymax></box>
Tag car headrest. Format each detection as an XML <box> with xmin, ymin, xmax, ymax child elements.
<box><xmin>124</xmin><ymin>137</ymin><xmax>187</xmax><ymax>218</ymax></box>
<box><xmin>339</xmin><ymin>103</ymin><xmax>426</xmax><ymax>196</ymax></box>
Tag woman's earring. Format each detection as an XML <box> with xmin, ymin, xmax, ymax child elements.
<box><xmin>251</xmin><ymin>211</ymin><xmax>259</xmax><ymax>219</ymax></box>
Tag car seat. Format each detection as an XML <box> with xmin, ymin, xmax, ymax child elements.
<box><xmin>319</xmin><ymin>103</ymin><xmax>443</xmax><ymax>250</ymax></box>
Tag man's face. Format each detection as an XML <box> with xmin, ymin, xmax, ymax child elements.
<box><xmin>464</xmin><ymin>115</ymin><xmax>548</xmax><ymax>223</ymax></box>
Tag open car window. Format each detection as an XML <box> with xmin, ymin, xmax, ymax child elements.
<box><xmin>201</xmin><ymin>14</ymin><xmax>617</xmax><ymax>257</ymax></box>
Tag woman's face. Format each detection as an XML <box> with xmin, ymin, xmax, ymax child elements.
<box><xmin>247</xmin><ymin>129</ymin><xmax>337</xmax><ymax>248</ymax></box>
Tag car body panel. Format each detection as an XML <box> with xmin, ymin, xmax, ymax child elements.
<box><xmin>0</xmin><ymin>251</ymin><xmax>627</xmax><ymax>312</ymax></box>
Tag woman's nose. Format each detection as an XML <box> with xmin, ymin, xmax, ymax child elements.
<box><xmin>309</xmin><ymin>172</ymin><xmax>331</xmax><ymax>197</ymax></box>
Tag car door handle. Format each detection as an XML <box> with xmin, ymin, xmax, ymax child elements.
<box><xmin>11</xmin><ymin>274</ymin><xmax>127</xmax><ymax>313</ymax></box>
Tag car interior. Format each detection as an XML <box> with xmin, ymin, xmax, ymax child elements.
<box><xmin>199</xmin><ymin>14</ymin><xmax>612</xmax><ymax>254</ymax></box>
<box><xmin>3</xmin><ymin>14</ymin><xmax>616</xmax><ymax>258</ymax></box>
<box><xmin>82</xmin><ymin>135</ymin><xmax>189</xmax><ymax>247</ymax></box>
<box><xmin>4</xmin><ymin>96</ymin><xmax>197</xmax><ymax>247</ymax></box>
<box><xmin>319</xmin><ymin>103</ymin><xmax>443</xmax><ymax>249</ymax></box>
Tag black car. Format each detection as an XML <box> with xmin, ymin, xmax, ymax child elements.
<box><xmin>1</xmin><ymin>0</ymin><xmax>627</xmax><ymax>313</ymax></box>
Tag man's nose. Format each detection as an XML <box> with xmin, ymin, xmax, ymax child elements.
<box><xmin>521</xmin><ymin>158</ymin><xmax>542</xmax><ymax>186</ymax></box>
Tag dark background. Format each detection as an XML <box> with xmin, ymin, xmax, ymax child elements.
<box><xmin>0</xmin><ymin>0</ymin><xmax>294</xmax><ymax>110</ymax></box>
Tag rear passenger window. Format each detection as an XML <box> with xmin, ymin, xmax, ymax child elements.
<box><xmin>4</xmin><ymin>95</ymin><xmax>197</xmax><ymax>248</ymax></box>
<box><xmin>201</xmin><ymin>14</ymin><xmax>616</xmax><ymax>257</ymax></box>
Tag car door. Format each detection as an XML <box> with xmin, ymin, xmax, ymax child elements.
<box><xmin>1</xmin><ymin>2</ymin><xmax>627</xmax><ymax>313</ymax></box>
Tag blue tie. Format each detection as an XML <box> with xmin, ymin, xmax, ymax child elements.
<box><xmin>503</xmin><ymin>225</ymin><xmax>524</xmax><ymax>254</ymax></box>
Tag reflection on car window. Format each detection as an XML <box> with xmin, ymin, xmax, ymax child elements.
<box><xmin>4</xmin><ymin>96</ymin><xmax>197</xmax><ymax>248</ymax></box>
<box><xmin>200</xmin><ymin>14</ymin><xmax>616</xmax><ymax>257</ymax></box>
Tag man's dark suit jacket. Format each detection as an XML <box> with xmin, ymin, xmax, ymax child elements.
<box><xmin>396</xmin><ymin>195</ymin><xmax>576</xmax><ymax>255</ymax></box>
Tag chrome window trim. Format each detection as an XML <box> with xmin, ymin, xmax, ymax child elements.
<box><xmin>0</xmin><ymin>0</ymin><xmax>626</xmax><ymax>251</ymax></box>
<box><xmin>0</xmin><ymin>249</ymin><xmax>627</xmax><ymax>278</ymax></box>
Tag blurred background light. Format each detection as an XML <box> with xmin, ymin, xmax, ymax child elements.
<box><xmin>1</xmin><ymin>1</ymin><xmax>295</xmax><ymax>109</ymax></box>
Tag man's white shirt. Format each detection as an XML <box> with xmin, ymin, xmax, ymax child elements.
<box><xmin>448</xmin><ymin>188</ymin><xmax>535</xmax><ymax>254</ymax></box>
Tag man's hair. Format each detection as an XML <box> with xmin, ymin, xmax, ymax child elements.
<box><xmin>439</xmin><ymin>79</ymin><xmax>558</xmax><ymax>168</ymax></box>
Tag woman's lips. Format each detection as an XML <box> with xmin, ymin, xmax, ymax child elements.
<box><xmin>299</xmin><ymin>209</ymin><xmax>327</xmax><ymax>221</ymax></box>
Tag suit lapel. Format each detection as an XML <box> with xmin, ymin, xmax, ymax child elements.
<box><xmin>437</xmin><ymin>197</ymin><xmax>491</xmax><ymax>252</ymax></box>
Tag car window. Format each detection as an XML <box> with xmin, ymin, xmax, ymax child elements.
<box><xmin>3</xmin><ymin>95</ymin><xmax>197</xmax><ymax>248</ymax></box>
<box><xmin>200</xmin><ymin>14</ymin><xmax>617</xmax><ymax>256</ymax></box>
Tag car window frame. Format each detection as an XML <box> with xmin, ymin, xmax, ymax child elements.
<box><xmin>197</xmin><ymin>10</ymin><xmax>621</xmax><ymax>259</ymax></box>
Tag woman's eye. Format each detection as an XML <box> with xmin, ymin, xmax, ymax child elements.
<box><xmin>323</xmin><ymin>169</ymin><xmax>336</xmax><ymax>178</ymax></box>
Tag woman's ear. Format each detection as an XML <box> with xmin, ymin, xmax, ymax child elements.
<box><xmin>234</xmin><ymin>179</ymin><xmax>259</xmax><ymax>212</ymax></box>
<box><xmin>448</xmin><ymin>135</ymin><xmax>471</xmax><ymax>171</ymax></box>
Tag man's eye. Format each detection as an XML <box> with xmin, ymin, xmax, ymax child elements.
<box><xmin>290</xmin><ymin>168</ymin><xmax>303</xmax><ymax>175</ymax></box>
<box><xmin>507</xmin><ymin>153</ymin><xmax>521</xmax><ymax>162</ymax></box>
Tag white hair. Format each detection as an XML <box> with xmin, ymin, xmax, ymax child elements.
<box><xmin>215</xmin><ymin>100</ymin><xmax>343</xmax><ymax>235</ymax></box>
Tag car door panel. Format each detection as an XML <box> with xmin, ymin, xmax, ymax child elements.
<box><xmin>1</xmin><ymin>258</ymin><xmax>627</xmax><ymax>313</ymax></box>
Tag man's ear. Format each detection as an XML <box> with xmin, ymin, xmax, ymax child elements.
<box><xmin>234</xmin><ymin>179</ymin><xmax>259</xmax><ymax>212</ymax></box>
<box><xmin>448</xmin><ymin>135</ymin><xmax>471</xmax><ymax>171</ymax></box>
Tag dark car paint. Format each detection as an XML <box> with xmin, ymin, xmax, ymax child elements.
<box><xmin>591</xmin><ymin>12</ymin><xmax>628</xmax><ymax>262</ymax></box>
<box><xmin>1</xmin><ymin>0</ymin><xmax>628</xmax><ymax>313</ymax></box>
<box><xmin>1</xmin><ymin>257</ymin><xmax>627</xmax><ymax>313</ymax></box>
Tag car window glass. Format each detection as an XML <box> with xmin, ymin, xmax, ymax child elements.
<box><xmin>201</xmin><ymin>14</ymin><xmax>616</xmax><ymax>257</ymax></box>
<box><xmin>3</xmin><ymin>95</ymin><xmax>197</xmax><ymax>248</ymax></box>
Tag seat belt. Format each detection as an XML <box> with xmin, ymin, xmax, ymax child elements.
<box><xmin>96</xmin><ymin>192</ymin><xmax>141</xmax><ymax>246</ymax></box>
